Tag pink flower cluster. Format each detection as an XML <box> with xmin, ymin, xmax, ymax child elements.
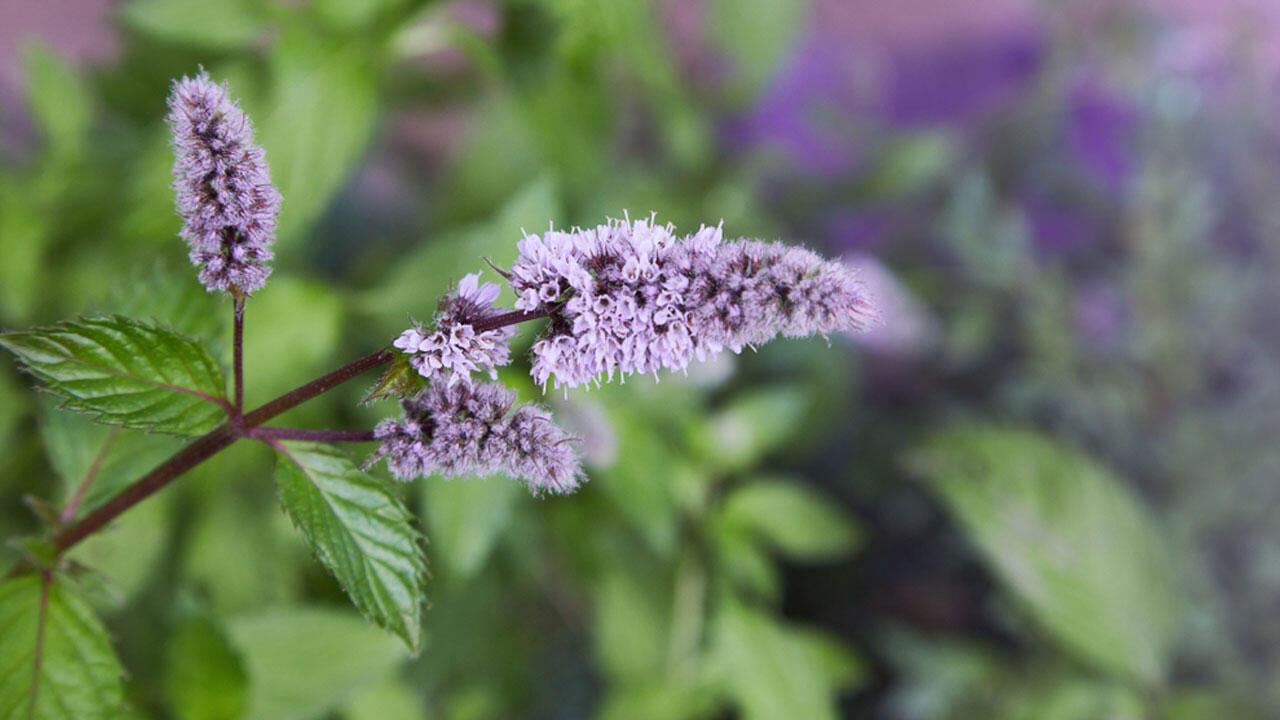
<box><xmin>507</xmin><ymin>218</ymin><xmax>879</xmax><ymax>389</ymax></box>
<box><xmin>393</xmin><ymin>274</ymin><xmax>516</xmax><ymax>386</ymax></box>
<box><xmin>370</xmin><ymin>381</ymin><xmax>582</xmax><ymax>495</ymax></box>
<box><xmin>167</xmin><ymin>72</ymin><xmax>280</xmax><ymax>294</ymax></box>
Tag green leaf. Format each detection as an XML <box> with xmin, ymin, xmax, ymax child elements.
<box><xmin>718</xmin><ymin>478</ymin><xmax>861</xmax><ymax>562</ymax></box>
<box><xmin>713</xmin><ymin>527</ymin><xmax>778</xmax><ymax>601</ymax></box>
<box><xmin>117</xmin><ymin>0</ymin><xmax>267</xmax><ymax>49</ymax></box>
<box><xmin>40</xmin><ymin>398</ymin><xmax>182</xmax><ymax>519</ymax></box>
<box><xmin>241</xmin><ymin>276</ymin><xmax>343</xmax><ymax>402</ymax></box>
<box><xmin>591</xmin><ymin>567</ymin><xmax>669</xmax><ymax>681</ymax></box>
<box><xmin>356</xmin><ymin>175</ymin><xmax>560</xmax><ymax>322</ymax></box>
<box><xmin>225</xmin><ymin>606</ymin><xmax>410</xmax><ymax>720</ymax></box>
<box><xmin>260</xmin><ymin>30</ymin><xmax>379</xmax><ymax>251</ymax></box>
<box><xmin>341</xmin><ymin>676</ymin><xmax>424</xmax><ymax>720</ymax></box>
<box><xmin>273</xmin><ymin>442</ymin><xmax>427</xmax><ymax>652</ymax></box>
<box><xmin>23</xmin><ymin>42</ymin><xmax>91</xmax><ymax>158</ymax></box>
<box><xmin>102</xmin><ymin>266</ymin><xmax>226</xmax><ymax>347</ymax></box>
<box><xmin>708</xmin><ymin>0</ymin><xmax>803</xmax><ymax>104</ymax></box>
<box><xmin>67</xmin><ymin>493</ymin><xmax>170</xmax><ymax>606</ymax></box>
<box><xmin>164</xmin><ymin>614</ymin><xmax>248</xmax><ymax>720</ymax></box>
<box><xmin>710</xmin><ymin>601</ymin><xmax>863</xmax><ymax>720</ymax></box>
<box><xmin>0</xmin><ymin>574</ymin><xmax>126</xmax><ymax>719</ymax></box>
<box><xmin>421</xmin><ymin>476</ymin><xmax>519</xmax><ymax>580</ymax></box>
<box><xmin>313</xmin><ymin>0</ymin><xmax>406</xmax><ymax>30</ymax></box>
<box><xmin>0</xmin><ymin>178</ymin><xmax>51</xmax><ymax>322</ymax></box>
<box><xmin>856</xmin><ymin>132</ymin><xmax>957</xmax><ymax>200</ymax></box>
<box><xmin>911</xmin><ymin>426</ymin><xmax>1176</xmax><ymax>686</ymax></box>
<box><xmin>595</xmin><ymin>408</ymin><xmax>679</xmax><ymax>553</ymax></box>
<box><xmin>699</xmin><ymin>386</ymin><xmax>808</xmax><ymax>472</ymax></box>
<box><xmin>0</xmin><ymin>315</ymin><xmax>229</xmax><ymax>435</ymax></box>
<box><xmin>597</xmin><ymin>682</ymin><xmax>718</xmax><ymax>720</ymax></box>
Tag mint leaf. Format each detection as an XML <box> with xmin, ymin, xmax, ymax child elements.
<box><xmin>117</xmin><ymin>0</ymin><xmax>267</xmax><ymax>49</ymax></box>
<box><xmin>225</xmin><ymin>606</ymin><xmax>409</xmax><ymax>720</ymax></box>
<box><xmin>717</xmin><ymin>478</ymin><xmax>861</xmax><ymax>562</ymax></box>
<box><xmin>0</xmin><ymin>574</ymin><xmax>126</xmax><ymax>719</ymax></box>
<box><xmin>911</xmin><ymin>426</ymin><xmax>1176</xmax><ymax>686</ymax></box>
<box><xmin>711</xmin><ymin>601</ymin><xmax>863</xmax><ymax>720</ymax></box>
<box><xmin>272</xmin><ymin>442</ymin><xmax>427</xmax><ymax>652</ymax></box>
<box><xmin>260</xmin><ymin>30</ymin><xmax>378</xmax><ymax>251</ymax></box>
<box><xmin>421</xmin><ymin>475</ymin><xmax>518</xmax><ymax>580</ymax></box>
<box><xmin>164</xmin><ymin>614</ymin><xmax>248</xmax><ymax>720</ymax></box>
<box><xmin>0</xmin><ymin>315</ymin><xmax>228</xmax><ymax>435</ymax></box>
<box><xmin>39</xmin><ymin>398</ymin><xmax>182</xmax><ymax>519</ymax></box>
<box><xmin>23</xmin><ymin>42</ymin><xmax>91</xmax><ymax>160</ymax></box>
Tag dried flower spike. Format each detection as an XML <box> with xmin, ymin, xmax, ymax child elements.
<box><xmin>370</xmin><ymin>381</ymin><xmax>582</xmax><ymax>496</ymax></box>
<box><xmin>508</xmin><ymin>217</ymin><xmax>879</xmax><ymax>389</ymax></box>
<box><xmin>393</xmin><ymin>273</ymin><xmax>516</xmax><ymax>387</ymax></box>
<box><xmin>168</xmin><ymin>71</ymin><xmax>281</xmax><ymax>294</ymax></box>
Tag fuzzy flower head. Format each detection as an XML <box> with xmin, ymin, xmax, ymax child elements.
<box><xmin>507</xmin><ymin>217</ymin><xmax>879</xmax><ymax>389</ymax></box>
<box><xmin>369</xmin><ymin>381</ymin><xmax>582</xmax><ymax>496</ymax></box>
<box><xmin>167</xmin><ymin>71</ymin><xmax>281</xmax><ymax>294</ymax></box>
<box><xmin>392</xmin><ymin>273</ymin><xmax>516</xmax><ymax>386</ymax></box>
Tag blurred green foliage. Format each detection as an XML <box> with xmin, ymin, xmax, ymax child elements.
<box><xmin>1</xmin><ymin>0</ymin><xmax>1275</xmax><ymax>717</ymax></box>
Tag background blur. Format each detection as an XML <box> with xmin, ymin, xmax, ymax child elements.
<box><xmin>2</xmin><ymin>0</ymin><xmax>1279</xmax><ymax>718</ymax></box>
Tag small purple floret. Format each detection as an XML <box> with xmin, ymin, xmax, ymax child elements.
<box><xmin>394</xmin><ymin>273</ymin><xmax>516</xmax><ymax>386</ymax></box>
<box><xmin>370</xmin><ymin>381</ymin><xmax>582</xmax><ymax>496</ymax></box>
<box><xmin>167</xmin><ymin>71</ymin><xmax>280</xmax><ymax>294</ymax></box>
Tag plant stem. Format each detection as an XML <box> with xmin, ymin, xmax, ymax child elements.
<box><xmin>46</xmin><ymin>348</ymin><xmax>394</xmax><ymax>559</ymax></box>
<box><xmin>248</xmin><ymin>427</ymin><xmax>378</xmax><ymax>443</ymax></box>
<box><xmin>239</xmin><ymin>349</ymin><xmax>393</xmax><ymax>427</ymax></box>
<box><xmin>51</xmin><ymin>423</ymin><xmax>239</xmax><ymax>554</ymax></box>
<box><xmin>472</xmin><ymin>306</ymin><xmax>555</xmax><ymax>333</ymax></box>
<box><xmin>233</xmin><ymin>295</ymin><xmax>245</xmax><ymax>416</ymax></box>
<box><xmin>10</xmin><ymin>306</ymin><xmax>548</xmax><ymax>575</ymax></box>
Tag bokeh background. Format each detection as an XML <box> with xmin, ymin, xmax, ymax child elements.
<box><xmin>2</xmin><ymin>0</ymin><xmax>1279</xmax><ymax>717</ymax></box>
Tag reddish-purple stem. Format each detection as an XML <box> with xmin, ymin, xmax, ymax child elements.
<box><xmin>9</xmin><ymin>304</ymin><xmax>551</xmax><ymax>573</ymax></box>
<box><xmin>233</xmin><ymin>295</ymin><xmax>245</xmax><ymax>416</ymax></box>
<box><xmin>248</xmin><ymin>427</ymin><xmax>378</xmax><ymax>443</ymax></box>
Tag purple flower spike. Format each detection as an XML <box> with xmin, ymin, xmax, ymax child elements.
<box><xmin>394</xmin><ymin>273</ymin><xmax>516</xmax><ymax>386</ymax></box>
<box><xmin>370</xmin><ymin>381</ymin><xmax>583</xmax><ymax>496</ymax></box>
<box><xmin>167</xmin><ymin>71</ymin><xmax>281</xmax><ymax>294</ymax></box>
<box><xmin>507</xmin><ymin>217</ymin><xmax>880</xmax><ymax>390</ymax></box>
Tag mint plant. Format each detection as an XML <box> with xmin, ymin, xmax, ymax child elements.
<box><xmin>0</xmin><ymin>72</ymin><xmax>877</xmax><ymax>715</ymax></box>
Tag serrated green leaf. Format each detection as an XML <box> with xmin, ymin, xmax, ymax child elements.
<box><xmin>0</xmin><ymin>574</ymin><xmax>126</xmax><ymax>720</ymax></box>
<box><xmin>101</xmin><ymin>267</ymin><xmax>226</xmax><ymax>346</ymax></box>
<box><xmin>912</xmin><ymin>426</ymin><xmax>1176</xmax><ymax>686</ymax></box>
<box><xmin>225</xmin><ymin>606</ymin><xmax>409</xmax><ymax>720</ymax></box>
<box><xmin>718</xmin><ymin>479</ymin><xmax>861</xmax><ymax>562</ymax></box>
<box><xmin>422</xmin><ymin>475</ymin><xmax>518</xmax><ymax>580</ymax></box>
<box><xmin>164</xmin><ymin>614</ymin><xmax>248</xmax><ymax>720</ymax></box>
<box><xmin>0</xmin><ymin>315</ymin><xmax>229</xmax><ymax>436</ymax></box>
<box><xmin>273</xmin><ymin>442</ymin><xmax>427</xmax><ymax>652</ymax></box>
